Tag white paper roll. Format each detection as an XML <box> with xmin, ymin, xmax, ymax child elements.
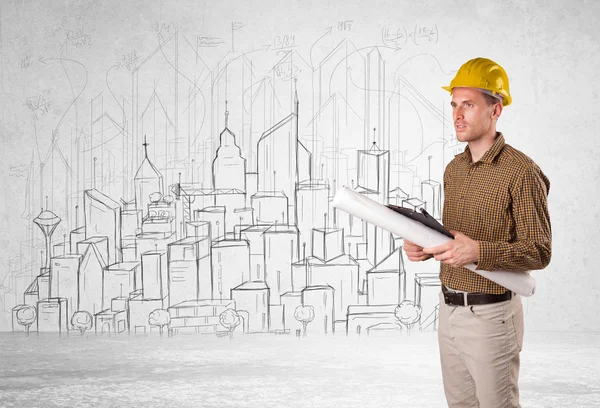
<box><xmin>332</xmin><ymin>186</ymin><xmax>536</xmax><ymax>297</ymax></box>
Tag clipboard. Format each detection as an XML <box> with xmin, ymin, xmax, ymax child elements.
<box><xmin>385</xmin><ymin>204</ymin><xmax>455</xmax><ymax>239</ymax></box>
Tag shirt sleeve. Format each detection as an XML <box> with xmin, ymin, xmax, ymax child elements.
<box><xmin>476</xmin><ymin>164</ymin><xmax>552</xmax><ymax>272</ymax></box>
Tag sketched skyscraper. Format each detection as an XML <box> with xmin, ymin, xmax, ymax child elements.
<box><xmin>355</xmin><ymin>143</ymin><xmax>391</xmax><ymax>265</ymax></box>
<box><xmin>134</xmin><ymin>136</ymin><xmax>164</xmax><ymax>217</ymax></box>
<box><xmin>84</xmin><ymin>189</ymin><xmax>122</xmax><ymax>264</ymax></box>
<box><xmin>212</xmin><ymin>106</ymin><xmax>247</xmax><ymax>234</ymax></box>
<box><xmin>33</xmin><ymin>209</ymin><xmax>61</xmax><ymax>269</ymax></box>
<box><xmin>212</xmin><ymin>105</ymin><xmax>247</xmax><ymax>192</ymax></box>
<box><xmin>257</xmin><ymin>89</ymin><xmax>300</xmax><ymax>225</ymax></box>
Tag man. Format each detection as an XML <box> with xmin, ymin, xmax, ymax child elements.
<box><xmin>403</xmin><ymin>57</ymin><xmax>551</xmax><ymax>408</ymax></box>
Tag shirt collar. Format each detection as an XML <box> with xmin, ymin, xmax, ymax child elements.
<box><xmin>459</xmin><ymin>132</ymin><xmax>505</xmax><ymax>164</ymax></box>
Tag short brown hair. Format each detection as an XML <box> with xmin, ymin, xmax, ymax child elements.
<box><xmin>481</xmin><ymin>91</ymin><xmax>502</xmax><ymax>107</ymax></box>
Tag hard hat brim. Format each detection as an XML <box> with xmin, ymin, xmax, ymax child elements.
<box><xmin>441</xmin><ymin>85</ymin><xmax>512</xmax><ymax>106</ymax></box>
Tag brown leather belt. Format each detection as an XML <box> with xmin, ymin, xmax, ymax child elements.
<box><xmin>442</xmin><ymin>285</ymin><xmax>512</xmax><ymax>306</ymax></box>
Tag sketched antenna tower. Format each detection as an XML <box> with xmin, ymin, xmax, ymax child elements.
<box><xmin>428</xmin><ymin>155</ymin><xmax>432</xmax><ymax>181</ymax></box>
<box><xmin>33</xmin><ymin>200</ymin><xmax>61</xmax><ymax>269</ymax></box>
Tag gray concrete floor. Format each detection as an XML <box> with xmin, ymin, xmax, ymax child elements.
<box><xmin>0</xmin><ymin>331</ymin><xmax>598</xmax><ymax>407</ymax></box>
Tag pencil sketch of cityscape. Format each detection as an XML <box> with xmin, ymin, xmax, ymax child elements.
<box><xmin>1</xmin><ymin>16</ymin><xmax>461</xmax><ymax>339</ymax></box>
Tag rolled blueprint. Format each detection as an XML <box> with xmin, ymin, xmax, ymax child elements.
<box><xmin>332</xmin><ymin>186</ymin><xmax>536</xmax><ymax>296</ymax></box>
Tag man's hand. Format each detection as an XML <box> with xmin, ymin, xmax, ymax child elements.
<box><xmin>403</xmin><ymin>240</ymin><xmax>433</xmax><ymax>262</ymax></box>
<box><xmin>422</xmin><ymin>231</ymin><xmax>479</xmax><ymax>268</ymax></box>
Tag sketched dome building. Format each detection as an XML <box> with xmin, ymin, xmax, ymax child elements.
<box><xmin>134</xmin><ymin>138</ymin><xmax>164</xmax><ymax>217</ymax></box>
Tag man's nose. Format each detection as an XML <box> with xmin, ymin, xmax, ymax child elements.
<box><xmin>454</xmin><ymin>106</ymin><xmax>464</xmax><ymax>120</ymax></box>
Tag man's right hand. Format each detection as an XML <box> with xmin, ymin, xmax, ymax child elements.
<box><xmin>403</xmin><ymin>240</ymin><xmax>433</xmax><ymax>262</ymax></box>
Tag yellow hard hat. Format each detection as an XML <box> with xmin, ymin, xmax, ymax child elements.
<box><xmin>442</xmin><ymin>57</ymin><xmax>512</xmax><ymax>106</ymax></box>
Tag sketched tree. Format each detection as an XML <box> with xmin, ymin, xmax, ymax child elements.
<box><xmin>148</xmin><ymin>309</ymin><xmax>171</xmax><ymax>336</ymax></box>
<box><xmin>294</xmin><ymin>305</ymin><xmax>315</xmax><ymax>337</ymax></box>
<box><xmin>16</xmin><ymin>305</ymin><xmax>37</xmax><ymax>337</ymax></box>
<box><xmin>149</xmin><ymin>192</ymin><xmax>163</xmax><ymax>204</ymax></box>
<box><xmin>163</xmin><ymin>195</ymin><xmax>174</xmax><ymax>205</ymax></box>
<box><xmin>219</xmin><ymin>309</ymin><xmax>241</xmax><ymax>339</ymax></box>
<box><xmin>71</xmin><ymin>311</ymin><xmax>93</xmax><ymax>336</ymax></box>
<box><xmin>394</xmin><ymin>301</ymin><xmax>422</xmax><ymax>335</ymax></box>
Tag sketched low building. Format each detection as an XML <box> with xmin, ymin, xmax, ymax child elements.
<box><xmin>167</xmin><ymin>236</ymin><xmax>212</xmax><ymax>306</ymax></box>
<box><xmin>141</xmin><ymin>251</ymin><xmax>168</xmax><ymax>301</ymax></box>
<box><xmin>167</xmin><ymin>299</ymin><xmax>235</xmax><ymax>335</ymax></box>
<box><xmin>238</xmin><ymin>224</ymin><xmax>272</xmax><ymax>281</ymax></box>
<box><xmin>346</xmin><ymin>304</ymin><xmax>399</xmax><ymax>336</ymax></box>
<box><xmin>296</xmin><ymin>181</ymin><xmax>329</xmax><ymax>253</ymax></box>
<box><xmin>12</xmin><ymin>271</ymin><xmax>49</xmax><ymax>333</ymax></box>
<box><xmin>301</xmin><ymin>285</ymin><xmax>335</xmax><ymax>335</ymax></box>
<box><xmin>212</xmin><ymin>239</ymin><xmax>251</xmax><ymax>301</ymax></box>
<box><xmin>263</xmin><ymin>223</ymin><xmax>299</xmax><ymax>303</ymax></box>
<box><xmin>251</xmin><ymin>192</ymin><xmax>288</xmax><ymax>224</ymax></box>
<box><xmin>142</xmin><ymin>199</ymin><xmax>176</xmax><ymax>236</ymax></box>
<box><xmin>121</xmin><ymin>231</ymin><xmax>176</xmax><ymax>263</ymax></box>
<box><xmin>231</xmin><ymin>281</ymin><xmax>270</xmax><ymax>333</ymax></box>
<box><xmin>305</xmin><ymin>254</ymin><xmax>359</xmax><ymax>327</ymax></box>
<box><xmin>95</xmin><ymin>297</ymin><xmax>129</xmax><ymax>335</ymax></box>
<box><xmin>366</xmin><ymin>247</ymin><xmax>406</xmax><ymax>306</ymax></box>
<box><xmin>102</xmin><ymin>262</ymin><xmax>140</xmax><ymax>311</ymax></box>
<box><xmin>49</xmin><ymin>254</ymin><xmax>82</xmax><ymax>325</ymax></box>
<box><xmin>78</xmin><ymin>241</ymin><xmax>107</xmax><ymax>316</ymax></box>
<box><xmin>37</xmin><ymin>298</ymin><xmax>68</xmax><ymax>334</ymax></box>
<box><xmin>24</xmin><ymin>270</ymin><xmax>50</xmax><ymax>307</ymax></box>
<box><xmin>128</xmin><ymin>289</ymin><xmax>166</xmax><ymax>335</ymax></box>
<box><xmin>281</xmin><ymin>291</ymin><xmax>303</xmax><ymax>334</ymax></box>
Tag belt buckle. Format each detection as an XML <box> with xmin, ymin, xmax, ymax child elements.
<box><xmin>444</xmin><ymin>290</ymin><xmax>468</xmax><ymax>306</ymax></box>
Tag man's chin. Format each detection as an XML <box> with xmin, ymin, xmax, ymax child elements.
<box><xmin>456</xmin><ymin>133</ymin><xmax>469</xmax><ymax>142</ymax></box>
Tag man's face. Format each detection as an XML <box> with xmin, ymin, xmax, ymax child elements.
<box><xmin>450</xmin><ymin>87</ymin><xmax>500</xmax><ymax>143</ymax></box>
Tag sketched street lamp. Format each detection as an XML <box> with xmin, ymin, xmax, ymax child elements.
<box><xmin>15</xmin><ymin>305</ymin><xmax>37</xmax><ymax>337</ymax></box>
<box><xmin>294</xmin><ymin>305</ymin><xmax>315</xmax><ymax>337</ymax></box>
<box><xmin>149</xmin><ymin>309</ymin><xmax>171</xmax><ymax>337</ymax></box>
<box><xmin>71</xmin><ymin>311</ymin><xmax>93</xmax><ymax>336</ymax></box>
<box><xmin>394</xmin><ymin>300</ymin><xmax>422</xmax><ymax>335</ymax></box>
<box><xmin>33</xmin><ymin>208</ymin><xmax>61</xmax><ymax>269</ymax></box>
<box><xmin>218</xmin><ymin>266</ymin><xmax>223</xmax><ymax>301</ymax></box>
<box><xmin>219</xmin><ymin>309</ymin><xmax>241</xmax><ymax>339</ymax></box>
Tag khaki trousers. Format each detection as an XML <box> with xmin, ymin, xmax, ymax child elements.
<box><xmin>437</xmin><ymin>289</ymin><xmax>524</xmax><ymax>408</ymax></box>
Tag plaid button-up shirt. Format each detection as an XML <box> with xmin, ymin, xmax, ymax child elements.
<box><xmin>441</xmin><ymin>133</ymin><xmax>552</xmax><ymax>294</ymax></box>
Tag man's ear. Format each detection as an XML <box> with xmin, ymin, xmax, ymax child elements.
<box><xmin>492</xmin><ymin>102</ymin><xmax>503</xmax><ymax>120</ymax></box>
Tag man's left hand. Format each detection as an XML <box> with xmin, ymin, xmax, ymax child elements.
<box><xmin>422</xmin><ymin>231</ymin><xmax>479</xmax><ymax>267</ymax></box>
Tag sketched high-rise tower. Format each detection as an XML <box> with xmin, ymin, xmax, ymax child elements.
<box><xmin>33</xmin><ymin>208</ymin><xmax>61</xmax><ymax>269</ymax></box>
<box><xmin>134</xmin><ymin>136</ymin><xmax>164</xmax><ymax>217</ymax></box>
<box><xmin>355</xmin><ymin>142</ymin><xmax>391</xmax><ymax>265</ymax></box>
<box><xmin>256</xmin><ymin>87</ymin><xmax>300</xmax><ymax>225</ymax></box>
<box><xmin>212</xmin><ymin>104</ymin><xmax>247</xmax><ymax>191</ymax></box>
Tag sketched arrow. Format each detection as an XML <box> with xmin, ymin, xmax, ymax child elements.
<box><xmin>36</xmin><ymin>56</ymin><xmax>88</xmax><ymax>165</ymax></box>
<box><xmin>106</xmin><ymin>64</ymin><xmax>126</xmax><ymax>112</ymax></box>
<box><xmin>212</xmin><ymin>45</ymin><xmax>273</xmax><ymax>86</ymax></box>
<box><xmin>310</xmin><ymin>26</ymin><xmax>333</xmax><ymax>70</ymax></box>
